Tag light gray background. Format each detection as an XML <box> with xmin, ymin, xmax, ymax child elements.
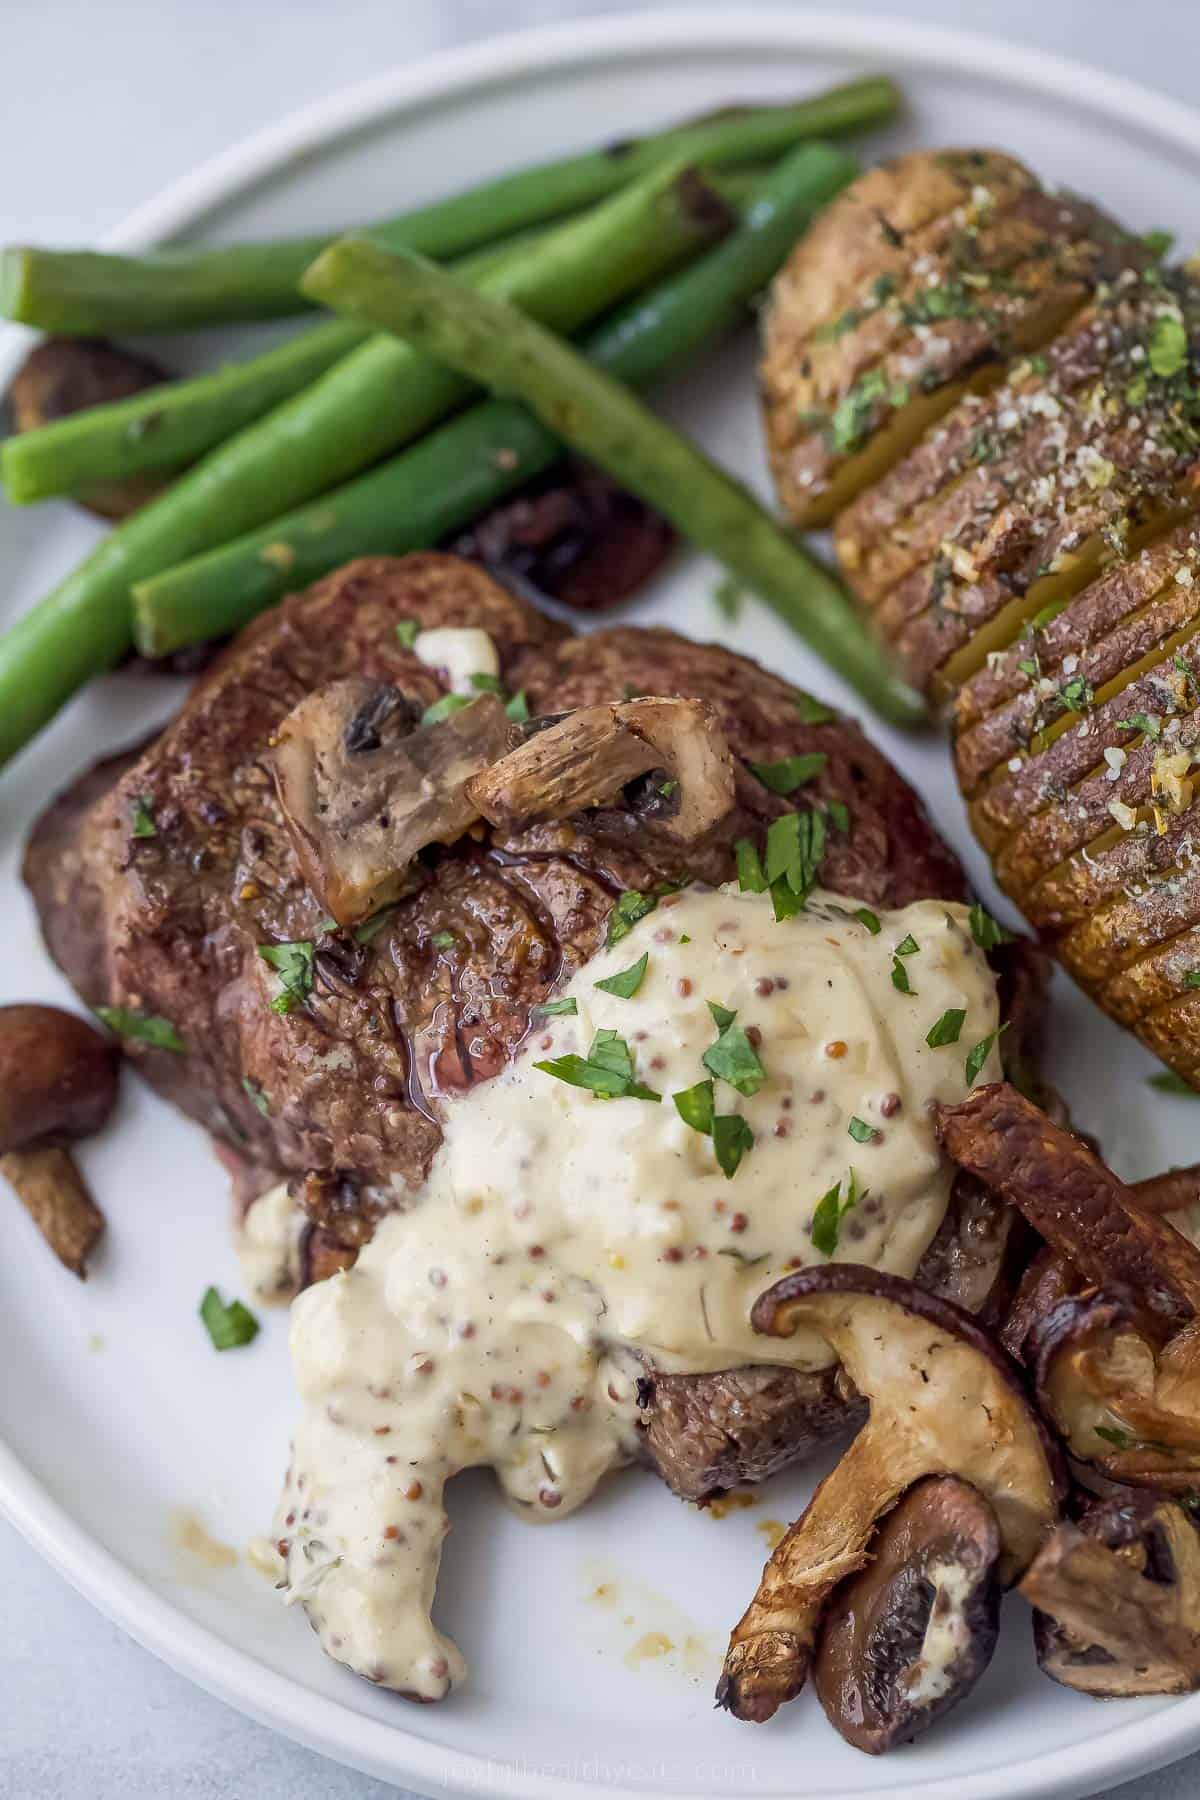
<box><xmin>1</xmin><ymin>1</ymin><xmax>1197</xmax><ymax>1796</ymax></box>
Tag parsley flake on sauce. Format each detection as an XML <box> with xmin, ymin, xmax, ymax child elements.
<box><xmin>594</xmin><ymin>952</ymin><xmax>649</xmax><ymax>999</ymax></box>
<box><xmin>847</xmin><ymin>1115</ymin><xmax>877</xmax><ymax>1144</ymax></box>
<box><xmin>811</xmin><ymin>1169</ymin><xmax>862</xmax><ymax>1256</ymax></box>
<box><xmin>926</xmin><ymin>1008</ymin><xmax>966</xmax><ymax>1048</ymax></box>
<box><xmin>965</xmin><ymin>1025</ymin><xmax>1005</xmax><ymax>1086</ymax></box>
<box><xmin>673</xmin><ymin>1078</ymin><xmax>715</xmax><ymax>1135</ymax></box>
<box><xmin>735</xmin><ymin>838</ymin><xmax>768</xmax><ymax>894</ymax></box>
<box><xmin>855</xmin><ymin>907</ymin><xmax>881</xmax><ymax>935</ymax></box>
<box><xmin>712</xmin><ymin>1114</ymin><xmax>754</xmax><ymax>1179</ymax></box>
<box><xmin>535</xmin><ymin>1028</ymin><xmax>660</xmax><ymax>1102</ymax></box>
<box><xmin>258</xmin><ymin>940</ymin><xmax>316</xmax><ymax>1015</ymax></box>
<box><xmin>703</xmin><ymin>1016</ymin><xmax>765</xmax><ymax>1097</ymax></box>
<box><xmin>535</xmin><ymin>997</ymin><xmax>578</xmax><ymax>1017</ymax></box>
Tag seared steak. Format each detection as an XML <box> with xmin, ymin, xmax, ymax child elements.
<box><xmin>25</xmin><ymin>552</ymin><xmax>1006</xmax><ymax>1499</ymax></box>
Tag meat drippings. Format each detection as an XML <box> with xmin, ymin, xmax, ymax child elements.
<box><xmin>273</xmin><ymin>886</ymin><xmax>1001</xmax><ymax>1698</ymax></box>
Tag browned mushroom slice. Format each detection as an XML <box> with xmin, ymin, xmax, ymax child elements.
<box><xmin>936</xmin><ymin>1082</ymin><xmax>1200</xmax><ymax>1332</ymax></box>
<box><xmin>1022</xmin><ymin>1492</ymin><xmax>1200</xmax><ymax>1696</ymax></box>
<box><xmin>716</xmin><ymin>1267</ymin><xmax>1061</xmax><ymax>1724</ymax></box>
<box><xmin>1000</xmin><ymin>1246</ymin><xmax>1078</xmax><ymax>1364</ymax></box>
<box><xmin>814</xmin><ymin>1476</ymin><xmax>1001</xmax><ymax>1754</ymax></box>
<box><xmin>0</xmin><ymin>1003</ymin><xmax>120</xmax><ymax>1277</ymax></box>
<box><xmin>452</xmin><ymin>464</ymin><xmax>675</xmax><ymax>612</ymax></box>
<box><xmin>1131</xmin><ymin>1165</ymin><xmax>1200</xmax><ymax>1216</ymax></box>
<box><xmin>1031</xmin><ymin>1290</ymin><xmax>1200</xmax><ymax>1489</ymax></box>
<box><xmin>466</xmin><ymin>696</ymin><xmax>734</xmax><ymax>841</ymax></box>
<box><xmin>6</xmin><ymin>336</ymin><xmax>171</xmax><ymax>520</ymax></box>
<box><xmin>271</xmin><ymin>678</ymin><xmax>513</xmax><ymax>926</ymax></box>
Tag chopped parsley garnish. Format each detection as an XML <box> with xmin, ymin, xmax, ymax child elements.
<box><xmin>95</xmin><ymin>1006</ymin><xmax>186</xmax><ymax>1053</ymax></box>
<box><xmin>242</xmin><ymin>1077</ymin><xmax>270</xmax><ymax>1117</ymax></box>
<box><xmin>199</xmin><ymin>1286</ymin><xmax>260</xmax><ymax>1352</ymax></box>
<box><xmin>395</xmin><ymin>618</ymin><xmax>419</xmax><ymax>648</ymax></box>
<box><xmin>900</xmin><ymin>280</ymin><xmax>974</xmax><ymax>326</ymax></box>
<box><xmin>965</xmin><ymin>1026</ymin><xmax>1004</xmax><ymax>1086</ymax></box>
<box><xmin>735</xmin><ymin>838</ymin><xmax>767</xmax><ymax>894</ymax></box>
<box><xmin>829</xmin><ymin>368</ymin><xmax>888</xmax><ymax>454</ymax></box>
<box><xmin>535</xmin><ymin>1028</ymin><xmax>660</xmax><ymax>1101</ymax></box>
<box><xmin>430</xmin><ymin>930</ymin><xmax>456</xmax><ymax>950</ymax></box>
<box><xmin>1149</xmin><ymin>310</ymin><xmax>1189</xmax><ymax>380</ymax></box>
<box><xmin>703</xmin><ymin>1016</ymin><xmax>765</xmax><ymax>1096</ymax></box>
<box><xmin>855</xmin><ymin>907</ymin><xmax>881</xmax><ymax>935</ymax></box>
<box><xmin>605</xmin><ymin>883</ymin><xmax>680</xmax><ymax>947</ymax></box>
<box><xmin>847</xmin><ymin>1115</ymin><xmax>877</xmax><ymax>1144</ymax></box>
<box><xmin>594</xmin><ymin>952</ymin><xmax>649</xmax><ymax>999</ymax></box>
<box><xmin>890</xmin><ymin>956</ymin><xmax>915</xmax><ymax>996</ymax></box>
<box><xmin>130</xmin><ymin>795</ymin><xmax>157</xmax><ymax>839</ymax></box>
<box><xmin>707</xmin><ymin>1000</ymin><xmax>738</xmax><ymax>1031</ymax></box>
<box><xmin>713</xmin><ymin>1114</ymin><xmax>754</xmax><ymax>1179</ymax></box>
<box><xmin>1115</xmin><ymin>711</ymin><xmax>1162</xmax><ymax>739</ymax></box>
<box><xmin>1094</xmin><ymin>1424</ymin><xmax>1134</xmax><ymax>1450</ymax></box>
<box><xmin>1186</xmin><ymin>972</ymin><xmax>1200</xmax><ymax>989</ymax></box>
<box><xmin>1018</xmin><ymin>658</ymin><xmax>1040</xmax><ymax>679</ymax></box>
<box><xmin>258</xmin><ymin>940</ymin><xmax>316</xmax><ymax>1015</ymax></box>
<box><xmin>926</xmin><ymin>1008</ymin><xmax>966</xmax><ymax>1048</ymax></box>
<box><xmin>505</xmin><ymin>689</ymin><xmax>530</xmax><ymax>723</ymax></box>
<box><xmin>811</xmin><ymin>1169</ymin><xmax>861</xmax><ymax>1256</ymax></box>
<box><xmin>421</xmin><ymin>692</ymin><xmax>474</xmax><ymax>726</ymax></box>
<box><xmin>658</xmin><ymin>779</ymin><xmax>678</xmax><ymax>798</ymax></box>
<box><xmin>751</xmin><ymin>752</ymin><xmax>828</xmax><ymax>795</ymax></box>
<box><xmin>826</xmin><ymin>799</ymin><xmax>851</xmax><ymax>835</ymax></box>
<box><xmin>895</xmin><ymin>934</ymin><xmax>919</xmax><ymax>957</ymax></box>
<box><xmin>534</xmin><ymin>996</ymin><xmax>577</xmax><ymax>1016</ymax></box>
<box><xmin>354</xmin><ymin>906</ymin><xmax>398</xmax><ymax>945</ymax></box>
<box><xmin>1056</xmin><ymin>675</ymin><xmax>1094</xmax><ymax>714</ymax></box>
<box><xmin>469</xmin><ymin>672</ymin><xmax>505</xmax><ymax>695</ymax></box>
<box><xmin>1174</xmin><ymin>651</ymin><xmax>1200</xmax><ymax>700</ymax></box>
<box><xmin>673</xmin><ymin>1078</ymin><xmax>715</xmax><ymax>1135</ymax></box>
<box><xmin>714</xmin><ymin>576</ymin><xmax>744</xmax><ymax>620</ymax></box>
<box><xmin>764</xmin><ymin>808</ymin><xmax>826</xmax><ymax>916</ymax></box>
<box><xmin>1148</xmin><ymin>1069</ymin><xmax>1199</xmax><ymax>1097</ymax></box>
<box><xmin>1143</xmin><ymin>229</ymin><xmax>1175</xmax><ymax>261</ymax></box>
<box><xmin>969</xmin><ymin>903</ymin><xmax>1012</xmax><ymax>949</ymax></box>
<box><xmin>794</xmin><ymin>692</ymin><xmax>834</xmax><ymax>725</ymax></box>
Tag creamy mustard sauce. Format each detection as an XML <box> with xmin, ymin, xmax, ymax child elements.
<box><xmin>272</xmin><ymin>885</ymin><xmax>1000</xmax><ymax>1698</ymax></box>
<box><xmin>237</xmin><ymin>1180</ymin><xmax>305</xmax><ymax>1304</ymax></box>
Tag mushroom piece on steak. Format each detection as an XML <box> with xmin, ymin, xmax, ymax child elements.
<box><xmin>814</xmin><ymin>1476</ymin><xmax>1002</xmax><ymax>1753</ymax></box>
<box><xmin>466</xmin><ymin>696</ymin><xmax>735</xmax><ymax>841</ymax></box>
<box><xmin>271</xmin><ymin>678</ymin><xmax>514</xmax><ymax>926</ymax></box>
<box><xmin>1022</xmin><ymin>1492</ymin><xmax>1200</xmax><ymax>1696</ymax></box>
<box><xmin>716</xmin><ymin>1267</ymin><xmax>1061</xmax><ymax>1727</ymax></box>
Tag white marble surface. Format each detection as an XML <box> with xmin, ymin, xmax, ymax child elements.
<box><xmin>4</xmin><ymin>1</ymin><xmax>1200</xmax><ymax>1795</ymax></box>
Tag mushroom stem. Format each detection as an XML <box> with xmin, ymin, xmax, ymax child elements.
<box><xmin>2</xmin><ymin>1145</ymin><xmax>104</xmax><ymax>1278</ymax></box>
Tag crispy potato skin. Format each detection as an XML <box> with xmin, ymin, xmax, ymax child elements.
<box><xmin>760</xmin><ymin>149</ymin><xmax>1144</xmax><ymax>529</ymax></box>
<box><xmin>763</xmin><ymin>144</ymin><xmax>1200</xmax><ymax>1088</ymax></box>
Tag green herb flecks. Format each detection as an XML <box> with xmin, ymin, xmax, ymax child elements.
<box><xmin>1148</xmin><ymin>1069</ymin><xmax>1199</xmax><ymax>1097</ymax></box>
<box><xmin>764</xmin><ymin>808</ymin><xmax>826</xmax><ymax>917</ymax></box>
<box><xmin>536</xmin><ymin>1028</ymin><xmax>660</xmax><ymax>1102</ymax></box>
<box><xmin>199</xmin><ymin>1286</ymin><xmax>260</xmax><ymax>1351</ymax></box>
<box><xmin>794</xmin><ymin>692</ymin><xmax>834</xmax><ymax>725</ymax></box>
<box><xmin>242</xmin><ymin>1077</ymin><xmax>270</xmax><ymax>1117</ymax></box>
<box><xmin>750</xmin><ymin>752</ymin><xmax>828</xmax><ymax>795</ymax></box>
<box><xmin>713</xmin><ymin>1114</ymin><xmax>754</xmax><ymax>1179</ymax></box>
<box><xmin>130</xmin><ymin>795</ymin><xmax>157</xmax><ymax>839</ymax></box>
<box><xmin>735</xmin><ymin>838</ymin><xmax>767</xmax><ymax>893</ymax></box>
<box><xmin>847</xmin><ymin>1115</ymin><xmax>877</xmax><ymax>1144</ymax></box>
<box><xmin>703</xmin><ymin>1014</ymin><xmax>765</xmax><ymax>1096</ymax></box>
<box><xmin>594</xmin><ymin>952</ymin><xmax>649</xmax><ymax>999</ymax></box>
<box><xmin>1149</xmin><ymin>310</ymin><xmax>1189</xmax><ymax>380</ymax></box>
<box><xmin>421</xmin><ymin>692</ymin><xmax>475</xmax><ymax>726</ymax></box>
<box><xmin>926</xmin><ymin>1008</ymin><xmax>966</xmax><ymax>1048</ymax></box>
<box><xmin>673</xmin><ymin>1078</ymin><xmax>715</xmax><ymax>1135</ymax></box>
<box><xmin>430</xmin><ymin>930</ymin><xmax>456</xmax><ymax>950</ymax></box>
<box><xmin>395</xmin><ymin>618</ymin><xmax>419</xmax><ymax>648</ymax></box>
<box><xmin>605</xmin><ymin>883</ymin><xmax>680</xmax><ymax>948</ymax></box>
<box><xmin>95</xmin><ymin>1005</ymin><xmax>186</xmax><ymax>1053</ymax></box>
<box><xmin>966</xmin><ymin>1025</ymin><xmax>1006</xmax><ymax>1086</ymax></box>
<box><xmin>855</xmin><ymin>907</ymin><xmax>881</xmax><ymax>934</ymax></box>
<box><xmin>258</xmin><ymin>940</ymin><xmax>316</xmax><ymax>1015</ymax></box>
<box><xmin>969</xmin><ymin>903</ymin><xmax>1012</xmax><ymax>949</ymax></box>
<box><xmin>535</xmin><ymin>996</ymin><xmax>578</xmax><ymax>1017</ymax></box>
<box><xmin>811</xmin><ymin>1168</ymin><xmax>862</xmax><ymax>1256</ymax></box>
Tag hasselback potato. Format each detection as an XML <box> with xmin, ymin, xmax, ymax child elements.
<box><xmin>762</xmin><ymin>149</ymin><xmax>1200</xmax><ymax>1086</ymax></box>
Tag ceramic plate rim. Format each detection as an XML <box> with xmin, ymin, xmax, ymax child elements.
<box><xmin>4</xmin><ymin>11</ymin><xmax>1200</xmax><ymax>1797</ymax></box>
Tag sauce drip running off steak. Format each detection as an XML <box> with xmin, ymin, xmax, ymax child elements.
<box><xmin>272</xmin><ymin>884</ymin><xmax>1000</xmax><ymax>1698</ymax></box>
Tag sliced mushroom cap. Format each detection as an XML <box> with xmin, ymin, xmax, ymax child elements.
<box><xmin>716</xmin><ymin>1266</ymin><xmax>1061</xmax><ymax>1724</ymax></box>
<box><xmin>936</xmin><ymin>1082</ymin><xmax>1200</xmax><ymax>1333</ymax></box>
<box><xmin>814</xmin><ymin>1476</ymin><xmax>1001</xmax><ymax>1754</ymax></box>
<box><xmin>1031</xmin><ymin>1290</ymin><xmax>1200</xmax><ymax>1489</ymax></box>
<box><xmin>0</xmin><ymin>1004</ymin><xmax>120</xmax><ymax>1277</ymax></box>
<box><xmin>1000</xmin><ymin>1245</ymin><xmax>1078</xmax><ymax>1364</ymax></box>
<box><xmin>7</xmin><ymin>337</ymin><xmax>171</xmax><ymax>520</ymax></box>
<box><xmin>465</xmin><ymin>696</ymin><xmax>735</xmax><ymax>842</ymax></box>
<box><xmin>1022</xmin><ymin>1492</ymin><xmax>1200</xmax><ymax>1696</ymax></box>
<box><xmin>271</xmin><ymin>678</ymin><xmax>514</xmax><ymax>926</ymax></box>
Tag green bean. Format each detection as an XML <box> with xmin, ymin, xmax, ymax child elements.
<box><xmin>300</xmin><ymin>237</ymin><xmax>924</xmax><ymax>726</ymax></box>
<box><xmin>0</xmin><ymin>161</ymin><xmax>727</xmax><ymax>768</ymax></box>
<box><xmin>0</xmin><ymin>79</ymin><xmax>898</xmax><ymax>333</ymax></box>
<box><xmin>133</xmin><ymin>144</ymin><xmax>858</xmax><ymax>653</ymax></box>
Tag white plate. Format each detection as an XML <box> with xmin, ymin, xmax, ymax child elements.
<box><xmin>3</xmin><ymin>11</ymin><xmax>1200</xmax><ymax>1798</ymax></box>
